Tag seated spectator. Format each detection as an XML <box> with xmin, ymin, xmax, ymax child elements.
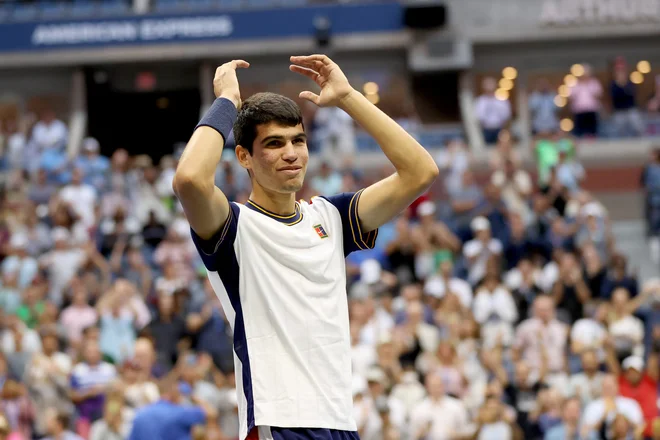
<box><xmin>89</xmin><ymin>398</ymin><xmax>128</xmax><ymax>440</ymax></box>
<box><xmin>529</xmin><ymin>78</ymin><xmax>560</xmax><ymax>136</ymax></box>
<box><xmin>60</xmin><ymin>167</ymin><xmax>98</xmax><ymax>228</ymax></box>
<box><xmin>42</xmin><ymin>409</ymin><xmax>83</xmax><ymax>440</ymax></box>
<box><xmin>424</xmin><ymin>259</ymin><xmax>473</xmax><ymax>310</ymax></box>
<box><xmin>582</xmin><ymin>374</ymin><xmax>644</xmax><ymax>435</ymax></box>
<box><xmin>310</xmin><ymin>161</ymin><xmax>343</xmax><ymax>196</ymax></box>
<box><xmin>607</xmin><ymin>284</ymin><xmax>656</xmax><ymax>361</ymax></box>
<box><xmin>544</xmin><ymin>396</ymin><xmax>596</xmax><ymax>440</ymax></box>
<box><xmin>610</xmin><ymin>57</ymin><xmax>644</xmax><ymax>137</ymax></box>
<box><xmin>70</xmin><ymin>340</ymin><xmax>117</xmax><ymax>425</ymax></box>
<box><xmin>463</xmin><ymin>216</ymin><xmax>503</xmax><ymax>285</ymax></box>
<box><xmin>569</xmin><ymin>64</ymin><xmax>602</xmax><ymax>138</ymax></box>
<box><xmin>59</xmin><ymin>286</ymin><xmax>98</xmax><ymax>351</ymax></box>
<box><xmin>145</xmin><ymin>294</ymin><xmax>186</xmax><ymax>371</ymax></box>
<box><xmin>450</xmin><ymin>170</ymin><xmax>484</xmax><ymax>231</ymax></box>
<box><xmin>475</xmin><ymin>77</ymin><xmax>512</xmax><ymax>145</ymax></box>
<box><xmin>514</xmin><ymin>296</ymin><xmax>568</xmax><ymax>378</ymax></box>
<box><xmin>491</xmin><ymin>159</ymin><xmax>533</xmax><ymax>224</ymax></box>
<box><xmin>410</xmin><ymin>372</ymin><xmax>471</xmax><ymax>439</ymax></box>
<box><xmin>2</xmin><ymin>233</ymin><xmax>38</xmax><ymax>290</ymax></box>
<box><xmin>600</xmin><ymin>253</ymin><xmax>638</xmax><ymax>299</ymax></box>
<box><xmin>473</xmin><ymin>260</ymin><xmax>518</xmax><ymax>348</ymax></box>
<box><xmin>411</xmin><ymin>201</ymin><xmax>460</xmax><ymax>279</ymax></box>
<box><xmin>30</xmin><ymin>108</ymin><xmax>68</xmax><ymax>152</ymax></box>
<box><xmin>23</xmin><ymin>326</ymin><xmax>73</xmax><ymax>438</ymax></box>
<box><xmin>569</xmin><ymin>350</ymin><xmax>606</xmax><ymax>406</ymax></box>
<box><xmin>0</xmin><ymin>380</ymin><xmax>34</xmax><ymax>440</ymax></box>
<box><xmin>552</xmin><ymin>252</ymin><xmax>591</xmax><ymax>324</ymax></box>
<box><xmin>127</xmin><ymin>378</ymin><xmax>217</xmax><ymax>440</ymax></box>
<box><xmin>74</xmin><ymin>137</ymin><xmax>110</xmax><ymax>193</ymax></box>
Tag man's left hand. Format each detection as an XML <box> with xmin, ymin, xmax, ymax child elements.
<box><xmin>290</xmin><ymin>54</ymin><xmax>355</xmax><ymax>108</ymax></box>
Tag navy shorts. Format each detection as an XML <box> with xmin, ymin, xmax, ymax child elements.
<box><xmin>247</xmin><ymin>427</ymin><xmax>360</xmax><ymax>440</ymax></box>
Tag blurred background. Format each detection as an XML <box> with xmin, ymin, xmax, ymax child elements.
<box><xmin>2</xmin><ymin>0</ymin><xmax>660</xmax><ymax>439</ymax></box>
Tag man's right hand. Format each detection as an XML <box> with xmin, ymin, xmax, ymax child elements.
<box><xmin>213</xmin><ymin>60</ymin><xmax>250</xmax><ymax>108</ymax></box>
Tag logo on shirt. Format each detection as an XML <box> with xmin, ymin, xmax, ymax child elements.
<box><xmin>313</xmin><ymin>224</ymin><xmax>329</xmax><ymax>239</ymax></box>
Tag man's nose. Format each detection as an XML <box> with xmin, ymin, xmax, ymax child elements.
<box><xmin>282</xmin><ymin>142</ymin><xmax>297</xmax><ymax>162</ymax></box>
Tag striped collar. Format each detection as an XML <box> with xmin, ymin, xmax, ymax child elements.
<box><xmin>245</xmin><ymin>200</ymin><xmax>303</xmax><ymax>226</ymax></box>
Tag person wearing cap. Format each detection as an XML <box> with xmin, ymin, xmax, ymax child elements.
<box><xmin>606</xmin><ymin>336</ymin><xmax>660</xmax><ymax>439</ymax></box>
<box><xmin>463</xmin><ymin>216</ymin><xmax>503</xmax><ymax>285</ymax></box>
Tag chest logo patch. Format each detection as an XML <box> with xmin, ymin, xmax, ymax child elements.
<box><xmin>313</xmin><ymin>224</ymin><xmax>329</xmax><ymax>239</ymax></box>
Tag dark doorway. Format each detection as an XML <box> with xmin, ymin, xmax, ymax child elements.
<box><xmin>85</xmin><ymin>67</ymin><xmax>201</xmax><ymax>163</ymax></box>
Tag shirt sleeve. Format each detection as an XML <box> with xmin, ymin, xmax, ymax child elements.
<box><xmin>321</xmin><ymin>189</ymin><xmax>378</xmax><ymax>256</ymax></box>
<box><xmin>176</xmin><ymin>406</ymin><xmax>207</xmax><ymax>428</ymax></box>
<box><xmin>190</xmin><ymin>202</ymin><xmax>240</xmax><ymax>272</ymax></box>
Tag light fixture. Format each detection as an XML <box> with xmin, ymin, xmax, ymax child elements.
<box><xmin>564</xmin><ymin>74</ymin><xmax>577</xmax><ymax>87</ymax></box>
<box><xmin>637</xmin><ymin>60</ymin><xmax>651</xmax><ymax>74</ymax></box>
<box><xmin>560</xmin><ymin>118</ymin><xmax>574</xmax><ymax>132</ymax></box>
<box><xmin>502</xmin><ymin>67</ymin><xmax>518</xmax><ymax>80</ymax></box>
<box><xmin>499</xmin><ymin>78</ymin><xmax>514</xmax><ymax>90</ymax></box>
<box><xmin>366</xmin><ymin>93</ymin><xmax>380</xmax><ymax>105</ymax></box>
<box><xmin>363</xmin><ymin>82</ymin><xmax>379</xmax><ymax>95</ymax></box>
<box><xmin>630</xmin><ymin>71</ymin><xmax>644</xmax><ymax>84</ymax></box>
<box><xmin>558</xmin><ymin>85</ymin><xmax>571</xmax><ymax>98</ymax></box>
<box><xmin>570</xmin><ymin>64</ymin><xmax>585</xmax><ymax>77</ymax></box>
<box><xmin>495</xmin><ymin>89</ymin><xmax>509</xmax><ymax>101</ymax></box>
<box><xmin>554</xmin><ymin>95</ymin><xmax>567</xmax><ymax>107</ymax></box>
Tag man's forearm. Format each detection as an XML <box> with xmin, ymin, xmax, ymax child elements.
<box><xmin>175</xmin><ymin>127</ymin><xmax>225</xmax><ymax>187</ymax></box>
<box><xmin>338</xmin><ymin>91</ymin><xmax>437</xmax><ymax>183</ymax></box>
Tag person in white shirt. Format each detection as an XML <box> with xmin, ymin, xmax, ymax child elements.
<box><xmin>424</xmin><ymin>260</ymin><xmax>473</xmax><ymax>309</ymax></box>
<box><xmin>60</xmin><ymin>167</ymin><xmax>98</xmax><ymax>228</ymax></box>
<box><xmin>463</xmin><ymin>216</ymin><xmax>503</xmax><ymax>285</ymax></box>
<box><xmin>569</xmin><ymin>350</ymin><xmax>605</xmax><ymax>406</ymax></box>
<box><xmin>30</xmin><ymin>109</ymin><xmax>68</xmax><ymax>152</ymax></box>
<box><xmin>313</xmin><ymin>106</ymin><xmax>356</xmax><ymax>160</ymax></box>
<box><xmin>474</xmin><ymin>77</ymin><xmax>512</xmax><ymax>144</ymax></box>
<box><xmin>582</xmin><ymin>374</ymin><xmax>643</xmax><ymax>432</ymax></box>
<box><xmin>174</xmin><ymin>56</ymin><xmax>438</xmax><ymax>439</ymax></box>
<box><xmin>410</xmin><ymin>372</ymin><xmax>471</xmax><ymax>440</ymax></box>
<box><xmin>473</xmin><ymin>266</ymin><xmax>518</xmax><ymax>349</ymax></box>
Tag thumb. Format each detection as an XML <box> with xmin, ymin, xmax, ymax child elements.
<box><xmin>299</xmin><ymin>91</ymin><xmax>320</xmax><ymax>105</ymax></box>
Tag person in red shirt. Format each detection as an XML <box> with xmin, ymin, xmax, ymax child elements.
<box><xmin>608</xmin><ymin>349</ymin><xmax>659</xmax><ymax>438</ymax></box>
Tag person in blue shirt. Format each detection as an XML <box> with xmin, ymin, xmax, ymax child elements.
<box><xmin>128</xmin><ymin>378</ymin><xmax>216</xmax><ymax>440</ymax></box>
<box><xmin>74</xmin><ymin>137</ymin><xmax>110</xmax><ymax>193</ymax></box>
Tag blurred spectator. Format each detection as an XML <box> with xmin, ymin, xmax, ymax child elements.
<box><xmin>60</xmin><ymin>167</ymin><xmax>97</xmax><ymax>228</ymax></box>
<box><xmin>74</xmin><ymin>138</ymin><xmax>110</xmax><ymax>193</ymax></box>
<box><xmin>42</xmin><ymin>410</ymin><xmax>83</xmax><ymax>440</ymax></box>
<box><xmin>463</xmin><ymin>216</ymin><xmax>503</xmax><ymax>285</ymax></box>
<box><xmin>647</xmin><ymin>75</ymin><xmax>660</xmax><ymax>113</ymax></box>
<box><xmin>610</xmin><ymin>57</ymin><xmax>644</xmax><ymax>137</ymax></box>
<box><xmin>529</xmin><ymin>78</ymin><xmax>560</xmax><ymax>135</ymax></box>
<box><xmin>570</xmin><ymin>64</ymin><xmax>603</xmax><ymax>138</ymax></box>
<box><xmin>311</xmin><ymin>161</ymin><xmax>343</xmax><ymax>196</ymax></box>
<box><xmin>313</xmin><ymin>106</ymin><xmax>356</xmax><ymax>160</ymax></box>
<box><xmin>127</xmin><ymin>378</ymin><xmax>216</xmax><ymax>440</ymax></box>
<box><xmin>475</xmin><ymin>77</ymin><xmax>512</xmax><ymax>145</ymax></box>
<box><xmin>30</xmin><ymin>109</ymin><xmax>68</xmax><ymax>153</ymax></box>
<box><xmin>582</xmin><ymin>374</ymin><xmax>644</xmax><ymax>436</ymax></box>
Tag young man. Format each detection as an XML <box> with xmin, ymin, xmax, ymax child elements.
<box><xmin>173</xmin><ymin>54</ymin><xmax>438</xmax><ymax>440</ymax></box>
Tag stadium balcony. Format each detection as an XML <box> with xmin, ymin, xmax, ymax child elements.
<box><xmin>0</xmin><ymin>0</ymin><xmax>131</xmax><ymax>21</ymax></box>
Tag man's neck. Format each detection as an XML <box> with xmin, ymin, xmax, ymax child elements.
<box><xmin>249</xmin><ymin>184</ymin><xmax>296</xmax><ymax>215</ymax></box>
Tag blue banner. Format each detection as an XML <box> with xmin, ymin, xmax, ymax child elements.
<box><xmin>0</xmin><ymin>2</ymin><xmax>403</xmax><ymax>53</ymax></box>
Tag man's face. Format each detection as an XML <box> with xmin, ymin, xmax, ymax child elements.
<box><xmin>624</xmin><ymin>367</ymin><xmax>642</xmax><ymax>385</ymax></box>
<box><xmin>238</xmin><ymin>122</ymin><xmax>309</xmax><ymax>195</ymax></box>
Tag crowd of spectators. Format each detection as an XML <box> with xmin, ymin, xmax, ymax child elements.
<box><xmin>0</xmin><ymin>103</ymin><xmax>657</xmax><ymax>440</ymax></box>
<box><xmin>476</xmin><ymin>58</ymin><xmax>660</xmax><ymax>144</ymax></box>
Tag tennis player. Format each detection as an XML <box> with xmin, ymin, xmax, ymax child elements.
<box><xmin>173</xmin><ymin>54</ymin><xmax>439</xmax><ymax>440</ymax></box>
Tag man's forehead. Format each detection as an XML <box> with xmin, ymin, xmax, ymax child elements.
<box><xmin>255</xmin><ymin>122</ymin><xmax>305</xmax><ymax>141</ymax></box>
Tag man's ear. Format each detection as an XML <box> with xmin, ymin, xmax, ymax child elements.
<box><xmin>235</xmin><ymin>145</ymin><xmax>251</xmax><ymax>170</ymax></box>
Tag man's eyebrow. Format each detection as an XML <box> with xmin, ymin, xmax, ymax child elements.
<box><xmin>261</xmin><ymin>132</ymin><xmax>307</xmax><ymax>143</ymax></box>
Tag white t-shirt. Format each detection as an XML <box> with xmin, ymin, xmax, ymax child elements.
<box><xmin>582</xmin><ymin>396</ymin><xmax>643</xmax><ymax>428</ymax></box>
<box><xmin>571</xmin><ymin>318</ymin><xmax>606</xmax><ymax>350</ymax></box>
<box><xmin>60</xmin><ymin>184</ymin><xmax>97</xmax><ymax>227</ymax></box>
<box><xmin>31</xmin><ymin>119</ymin><xmax>68</xmax><ymax>150</ymax></box>
<box><xmin>191</xmin><ymin>190</ymin><xmax>378</xmax><ymax>439</ymax></box>
<box><xmin>424</xmin><ymin>275</ymin><xmax>473</xmax><ymax>309</ymax></box>
<box><xmin>410</xmin><ymin>396</ymin><xmax>471</xmax><ymax>440</ymax></box>
<box><xmin>463</xmin><ymin>239</ymin><xmax>503</xmax><ymax>285</ymax></box>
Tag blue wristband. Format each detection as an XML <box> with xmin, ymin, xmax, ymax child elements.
<box><xmin>195</xmin><ymin>97</ymin><xmax>237</xmax><ymax>143</ymax></box>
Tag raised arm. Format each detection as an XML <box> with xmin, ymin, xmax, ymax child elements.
<box><xmin>290</xmin><ymin>54</ymin><xmax>439</xmax><ymax>232</ymax></box>
<box><xmin>172</xmin><ymin>60</ymin><xmax>249</xmax><ymax>240</ymax></box>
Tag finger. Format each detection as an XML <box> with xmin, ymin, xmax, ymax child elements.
<box><xmin>291</xmin><ymin>54</ymin><xmax>331</xmax><ymax>66</ymax></box>
<box><xmin>231</xmin><ymin>60</ymin><xmax>250</xmax><ymax>69</ymax></box>
<box><xmin>289</xmin><ymin>65</ymin><xmax>319</xmax><ymax>81</ymax></box>
<box><xmin>299</xmin><ymin>91</ymin><xmax>320</xmax><ymax>106</ymax></box>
